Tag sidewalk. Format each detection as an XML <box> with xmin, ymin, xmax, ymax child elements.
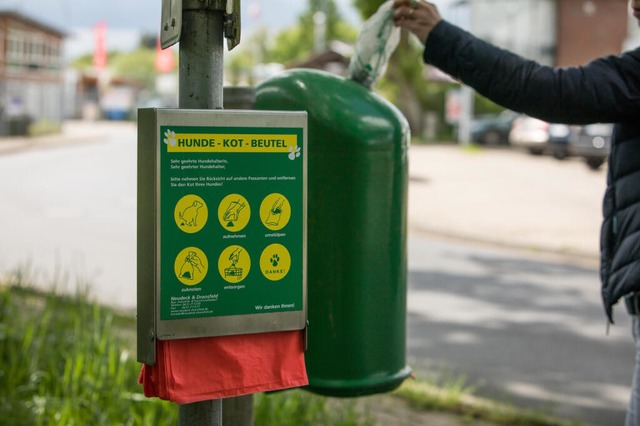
<box><xmin>407</xmin><ymin>143</ymin><xmax>605</xmax><ymax>266</ymax></box>
<box><xmin>0</xmin><ymin>120</ymin><xmax>110</xmax><ymax>155</ymax></box>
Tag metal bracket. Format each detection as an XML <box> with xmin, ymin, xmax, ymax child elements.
<box><xmin>161</xmin><ymin>0</ymin><xmax>182</xmax><ymax>49</ymax></box>
<box><xmin>224</xmin><ymin>0</ymin><xmax>241</xmax><ymax>51</ymax></box>
<box><xmin>160</xmin><ymin>0</ymin><xmax>241</xmax><ymax>50</ymax></box>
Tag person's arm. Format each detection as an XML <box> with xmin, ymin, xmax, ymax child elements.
<box><xmin>424</xmin><ymin>21</ymin><xmax>640</xmax><ymax>124</ymax></box>
<box><xmin>393</xmin><ymin>1</ymin><xmax>640</xmax><ymax>125</ymax></box>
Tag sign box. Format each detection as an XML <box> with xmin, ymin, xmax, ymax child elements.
<box><xmin>137</xmin><ymin>109</ymin><xmax>307</xmax><ymax>364</ymax></box>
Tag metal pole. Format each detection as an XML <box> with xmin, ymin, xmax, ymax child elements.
<box><xmin>179</xmin><ymin>6</ymin><xmax>225</xmax><ymax>109</ymax></box>
<box><xmin>223</xmin><ymin>395</ymin><xmax>254</xmax><ymax>425</ymax></box>
<box><xmin>458</xmin><ymin>85</ymin><xmax>473</xmax><ymax>146</ymax></box>
<box><xmin>177</xmin><ymin>4</ymin><xmax>224</xmax><ymax>424</ymax></box>
<box><xmin>179</xmin><ymin>400</ymin><xmax>223</xmax><ymax>426</ymax></box>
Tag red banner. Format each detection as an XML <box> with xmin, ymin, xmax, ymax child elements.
<box><xmin>93</xmin><ymin>21</ymin><xmax>107</xmax><ymax>70</ymax></box>
<box><xmin>156</xmin><ymin>38</ymin><xmax>176</xmax><ymax>73</ymax></box>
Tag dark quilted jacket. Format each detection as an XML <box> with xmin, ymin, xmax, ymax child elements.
<box><xmin>422</xmin><ymin>21</ymin><xmax>640</xmax><ymax>323</ymax></box>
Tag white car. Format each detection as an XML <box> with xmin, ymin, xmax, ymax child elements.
<box><xmin>508</xmin><ymin>116</ymin><xmax>571</xmax><ymax>155</ymax></box>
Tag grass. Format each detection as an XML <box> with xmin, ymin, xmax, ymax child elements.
<box><xmin>0</xmin><ymin>277</ymin><xmax>175</xmax><ymax>425</ymax></box>
<box><xmin>0</xmin><ymin>270</ymin><xmax>580</xmax><ymax>426</ymax></box>
<box><xmin>254</xmin><ymin>390</ymin><xmax>371</xmax><ymax>426</ymax></box>
<box><xmin>0</xmin><ymin>272</ymin><xmax>366</xmax><ymax>426</ymax></box>
<box><xmin>28</xmin><ymin>120</ymin><xmax>62</xmax><ymax>137</ymax></box>
<box><xmin>393</xmin><ymin>379</ymin><xmax>581</xmax><ymax>426</ymax></box>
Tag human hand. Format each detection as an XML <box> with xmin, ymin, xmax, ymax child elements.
<box><xmin>392</xmin><ymin>0</ymin><xmax>442</xmax><ymax>45</ymax></box>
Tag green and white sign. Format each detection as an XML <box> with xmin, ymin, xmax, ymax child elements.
<box><xmin>137</xmin><ymin>109</ymin><xmax>307</xmax><ymax>358</ymax></box>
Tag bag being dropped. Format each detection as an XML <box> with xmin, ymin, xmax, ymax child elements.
<box><xmin>348</xmin><ymin>0</ymin><xmax>400</xmax><ymax>88</ymax></box>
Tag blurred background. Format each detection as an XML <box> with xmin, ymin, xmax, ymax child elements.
<box><xmin>2</xmin><ymin>3</ymin><xmax>639</xmax><ymax>423</ymax></box>
<box><xmin>1</xmin><ymin>0</ymin><xmax>637</xmax><ymax>144</ymax></box>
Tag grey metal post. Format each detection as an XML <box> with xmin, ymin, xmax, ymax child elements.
<box><xmin>179</xmin><ymin>399</ymin><xmax>222</xmax><ymax>426</ymax></box>
<box><xmin>179</xmin><ymin>5</ymin><xmax>225</xmax><ymax>110</ymax></box>
<box><xmin>223</xmin><ymin>395</ymin><xmax>254</xmax><ymax>425</ymax></box>
<box><xmin>177</xmin><ymin>4</ymin><xmax>224</xmax><ymax>424</ymax></box>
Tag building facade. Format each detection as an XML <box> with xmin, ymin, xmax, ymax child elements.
<box><xmin>0</xmin><ymin>11</ymin><xmax>65</xmax><ymax>135</ymax></box>
<box><xmin>556</xmin><ymin>0</ymin><xmax>628</xmax><ymax>66</ymax></box>
<box><xmin>470</xmin><ymin>0</ymin><xmax>557</xmax><ymax>65</ymax></box>
<box><xmin>453</xmin><ymin>0</ymin><xmax>630</xmax><ymax>66</ymax></box>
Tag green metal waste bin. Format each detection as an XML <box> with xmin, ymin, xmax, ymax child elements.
<box><xmin>255</xmin><ymin>69</ymin><xmax>411</xmax><ymax>397</ymax></box>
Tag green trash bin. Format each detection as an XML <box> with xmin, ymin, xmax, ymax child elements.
<box><xmin>255</xmin><ymin>69</ymin><xmax>411</xmax><ymax>397</ymax></box>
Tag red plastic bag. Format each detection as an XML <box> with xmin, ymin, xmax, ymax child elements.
<box><xmin>139</xmin><ymin>330</ymin><xmax>308</xmax><ymax>404</ymax></box>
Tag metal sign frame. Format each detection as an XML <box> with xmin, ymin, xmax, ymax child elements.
<box><xmin>161</xmin><ymin>0</ymin><xmax>241</xmax><ymax>50</ymax></box>
<box><xmin>137</xmin><ymin>108</ymin><xmax>307</xmax><ymax>365</ymax></box>
<box><xmin>160</xmin><ymin>0</ymin><xmax>182</xmax><ymax>49</ymax></box>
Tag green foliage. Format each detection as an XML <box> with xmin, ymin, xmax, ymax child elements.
<box><xmin>139</xmin><ymin>34</ymin><xmax>158</xmax><ymax>50</ymax></box>
<box><xmin>226</xmin><ymin>0</ymin><xmax>358</xmax><ymax>83</ymax></box>
<box><xmin>28</xmin><ymin>120</ymin><xmax>61</xmax><ymax>137</ymax></box>
<box><xmin>263</xmin><ymin>0</ymin><xmax>357</xmax><ymax>65</ymax></box>
<box><xmin>69</xmin><ymin>47</ymin><xmax>167</xmax><ymax>92</ymax></box>
<box><xmin>255</xmin><ymin>390</ymin><xmax>372</xmax><ymax>426</ymax></box>
<box><xmin>110</xmin><ymin>49</ymin><xmax>159</xmax><ymax>90</ymax></box>
<box><xmin>0</xmin><ymin>273</ymin><xmax>368</xmax><ymax>426</ymax></box>
<box><xmin>394</xmin><ymin>380</ymin><xmax>580</xmax><ymax>426</ymax></box>
<box><xmin>301</xmin><ymin>0</ymin><xmax>344</xmax><ymax>40</ymax></box>
<box><xmin>352</xmin><ymin>0</ymin><xmax>385</xmax><ymax>19</ymax></box>
<box><xmin>269</xmin><ymin>25</ymin><xmax>312</xmax><ymax>65</ymax></box>
<box><xmin>474</xmin><ymin>93</ymin><xmax>507</xmax><ymax>116</ymax></box>
<box><xmin>69</xmin><ymin>53</ymin><xmax>95</xmax><ymax>71</ymax></box>
<box><xmin>0</xmin><ymin>281</ymin><xmax>175</xmax><ymax>425</ymax></box>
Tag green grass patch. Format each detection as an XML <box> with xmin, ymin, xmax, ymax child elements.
<box><xmin>393</xmin><ymin>379</ymin><xmax>581</xmax><ymax>426</ymax></box>
<box><xmin>255</xmin><ymin>389</ymin><xmax>372</xmax><ymax>426</ymax></box>
<box><xmin>461</xmin><ymin>143</ymin><xmax>484</xmax><ymax>154</ymax></box>
<box><xmin>0</xmin><ymin>281</ymin><xmax>175</xmax><ymax>425</ymax></box>
<box><xmin>28</xmin><ymin>120</ymin><xmax>62</xmax><ymax>137</ymax></box>
<box><xmin>0</xmin><ymin>274</ymin><xmax>368</xmax><ymax>425</ymax></box>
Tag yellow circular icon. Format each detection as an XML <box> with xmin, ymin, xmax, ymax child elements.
<box><xmin>218</xmin><ymin>194</ymin><xmax>250</xmax><ymax>232</ymax></box>
<box><xmin>175</xmin><ymin>195</ymin><xmax>208</xmax><ymax>233</ymax></box>
<box><xmin>260</xmin><ymin>193</ymin><xmax>291</xmax><ymax>231</ymax></box>
<box><xmin>174</xmin><ymin>247</ymin><xmax>208</xmax><ymax>286</ymax></box>
<box><xmin>260</xmin><ymin>244</ymin><xmax>291</xmax><ymax>281</ymax></box>
<box><xmin>218</xmin><ymin>245</ymin><xmax>251</xmax><ymax>283</ymax></box>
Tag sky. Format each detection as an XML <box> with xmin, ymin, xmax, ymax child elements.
<box><xmin>1</xmin><ymin>0</ymin><xmax>455</xmax><ymax>60</ymax></box>
<box><xmin>0</xmin><ymin>0</ymin><xmax>363</xmax><ymax>59</ymax></box>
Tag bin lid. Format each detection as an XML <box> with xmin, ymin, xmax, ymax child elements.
<box><xmin>255</xmin><ymin>69</ymin><xmax>409</xmax><ymax>152</ymax></box>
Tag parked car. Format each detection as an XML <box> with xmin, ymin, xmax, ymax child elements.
<box><xmin>547</xmin><ymin>125</ymin><xmax>582</xmax><ymax>160</ymax></box>
<box><xmin>571</xmin><ymin>123</ymin><xmax>612</xmax><ymax>170</ymax></box>
<box><xmin>470</xmin><ymin>110</ymin><xmax>517</xmax><ymax>145</ymax></box>
<box><xmin>542</xmin><ymin>122</ymin><xmax>611</xmax><ymax>169</ymax></box>
<box><xmin>508</xmin><ymin>115</ymin><xmax>572</xmax><ymax>155</ymax></box>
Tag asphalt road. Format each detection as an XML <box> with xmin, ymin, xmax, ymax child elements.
<box><xmin>407</xmin><ymin>234</ymin><xmax>632</xmax><ymax>425</ymax></box>
<box><xmin>406</xmin><ymin>144</ymin><xmax>631</xmax><ymax>425</ymax></box>
<box><xmin>0</xmin><ymin>122</ymin><xmax>137</xmax><ymax>308</ymax></box>
<box><xmin>0</xmin><ymin>122</ymin><xmax>633</xmax><ymax>425</ymax></box>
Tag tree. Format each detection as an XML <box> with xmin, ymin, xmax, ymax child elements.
<box><xmin>139</xmin><ymin>33</ymin><xmax>158</xmax><ymax>50</ymax></box>
<box><xmin>226</xmin><ymin>0</ymin><xmax>358</xmax><ymax>84</ymax></box>
<box><xmin>264</xmin><ymin>0</ymin><xmax>357</xmax><ymax>65</ymax></box>
<box><xmin>69</xmin><ymin>48</ymin><xmax>163</xmax><ymax>92</ymax></box>
<box><xmin>110</xmin><ymin>49</ymin><xmax>158</xmax><ymax>90</ymax></box>
<box><xmin>352</xmin><ymin>0</ymin><xmax>384</xmax><ymax>19</ymax></box>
